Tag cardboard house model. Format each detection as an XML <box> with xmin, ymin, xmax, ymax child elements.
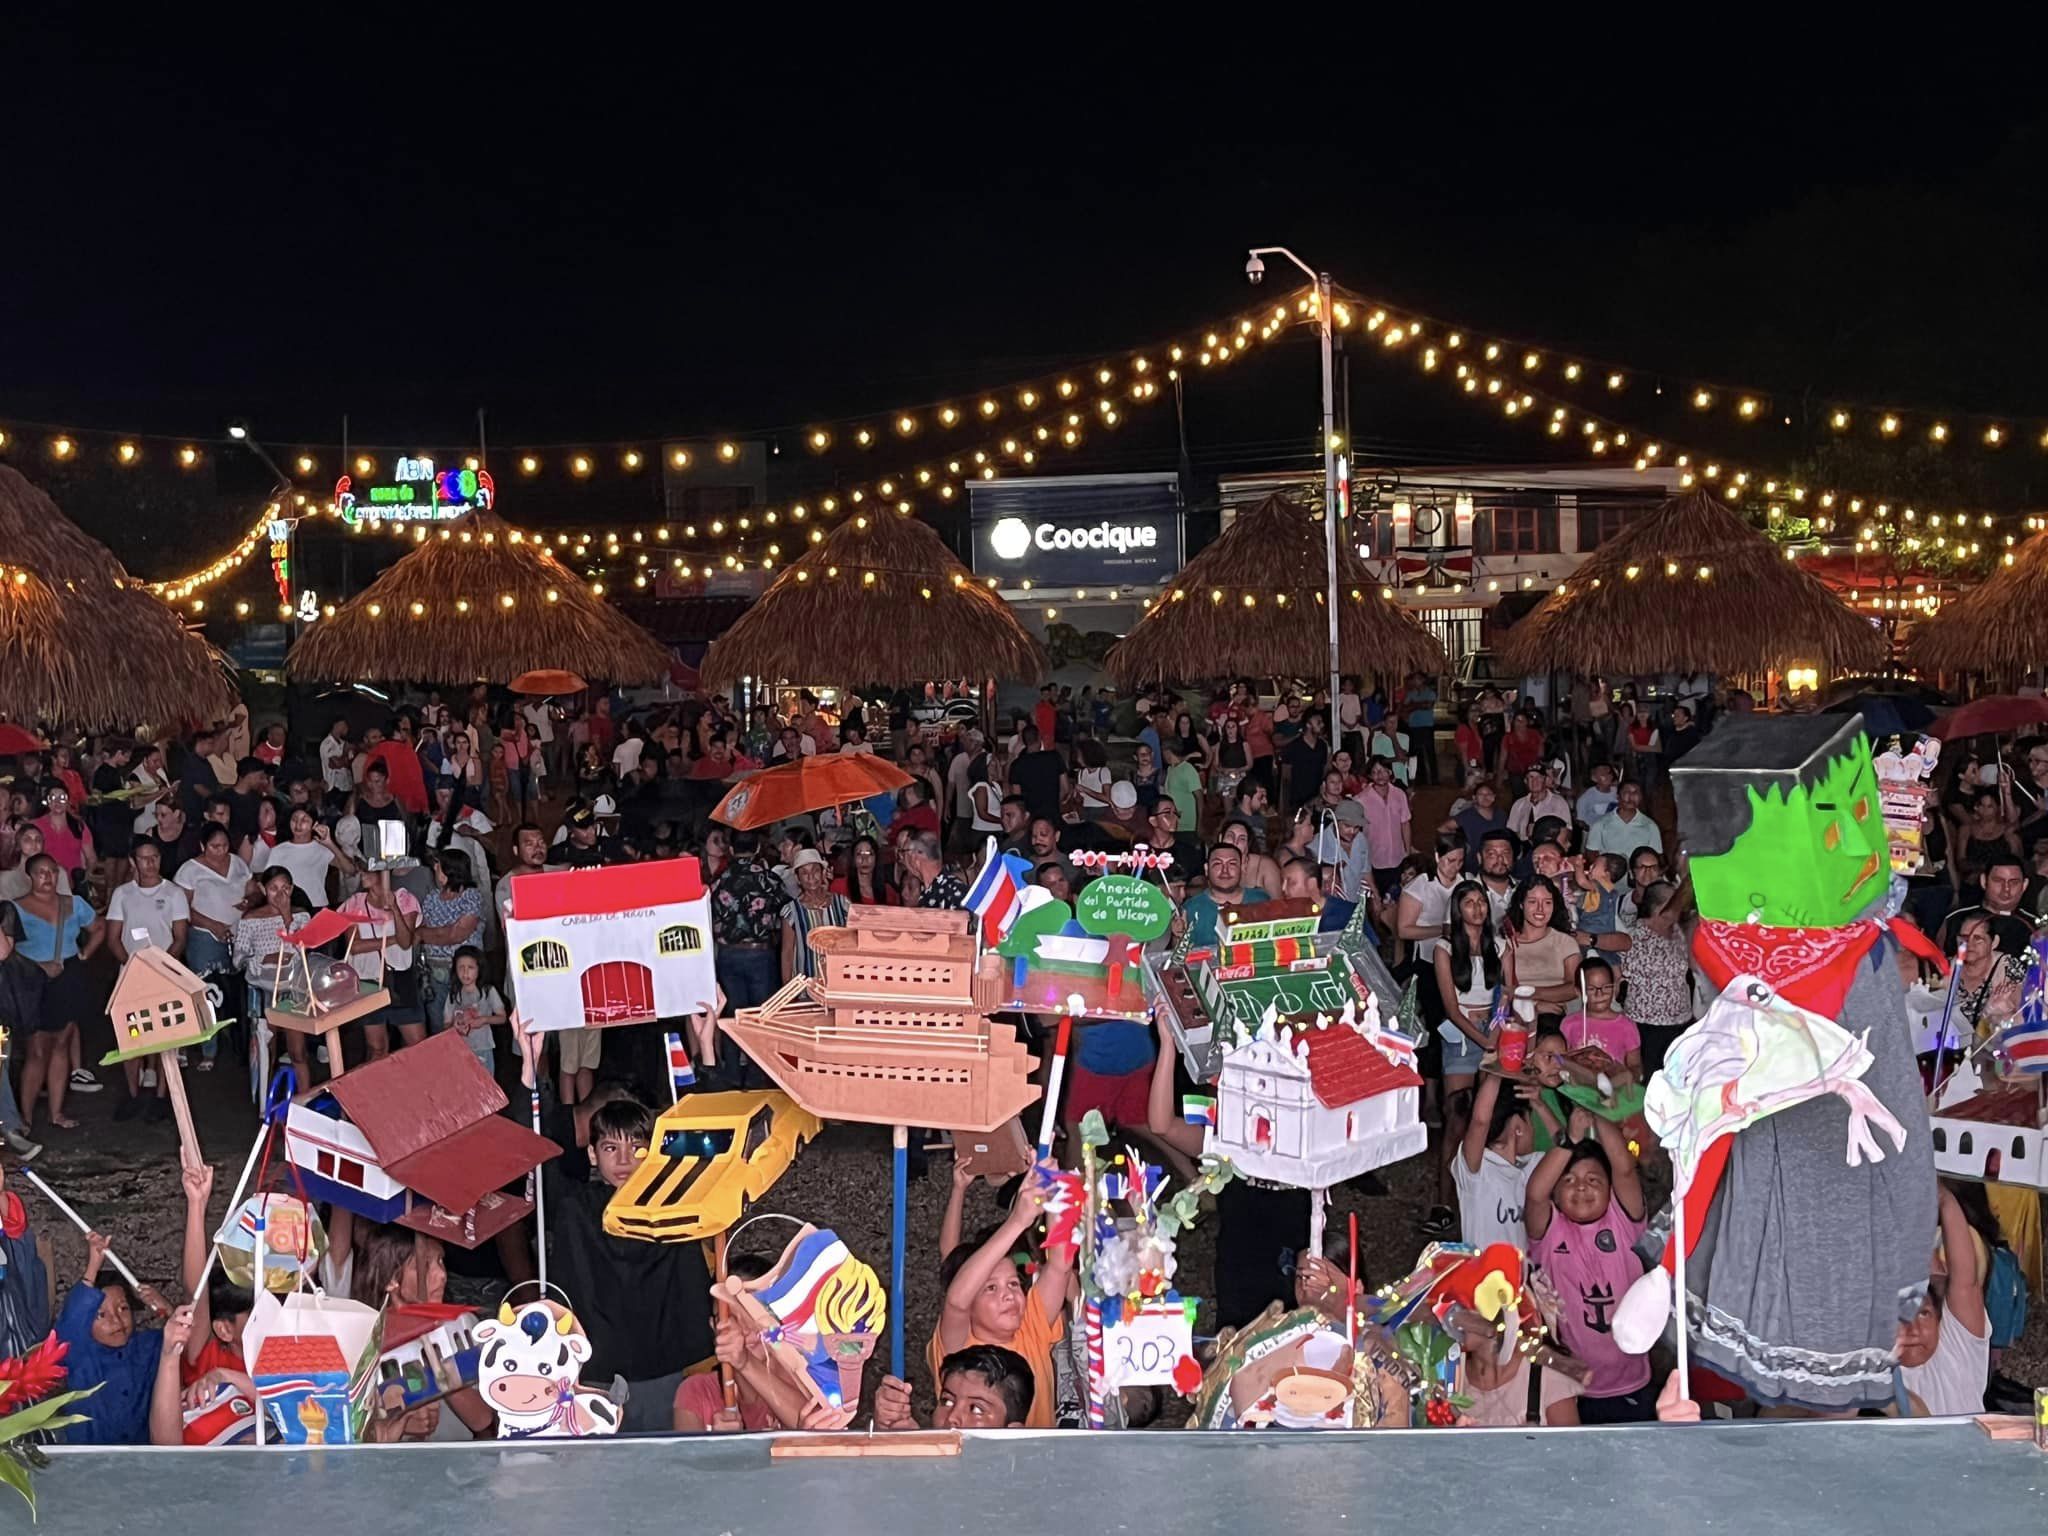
<box><xmin>376</xmin><ymin>1303</ymin><xmax>483</xmax><ymax>1414</ymax></box>
<box><xmin>103</xmin><ymin>948</ymin><xmax>228</xmax><ymax>1063</ymax></box>
<box><xmin>722</xmin><ymin>906</ymin><xmax>1040</xmax><ymax>1133</ymax></box>
<box><xmin>1206</xmin><ymin>997</ymin><xmax>1425</xmax><ymax>1188</ymax></box>
<box><xmin>504</xmin><ymin>856</ymin><xmax>716</xmax><ymax>1030</ymax></box>
<box><xmin>284</xmin><ymin>1030</ymin><xmax>559</xmax><ymax>1246</ymax></box>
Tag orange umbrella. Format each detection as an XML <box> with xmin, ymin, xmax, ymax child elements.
<box><xmin>712</xmin><ymin>753</ymin><xmax>915</xmax><ymax>829</ymax></box>
<box><xmin>510</xmin><ymin>669</ymin><xmax>587</xmax><ymax>695</ymax></box>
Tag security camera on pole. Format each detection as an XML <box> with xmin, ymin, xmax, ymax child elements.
<box><xmin>1247</xmin><ymin>248</ymin><xmax>1341</xmax><ymax>745</ymax></box>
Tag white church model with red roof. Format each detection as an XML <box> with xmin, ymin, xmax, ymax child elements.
<box><xmin>503</xmin><ymin>857</ymin><xmax>718</xmax><ymax>1031</ymax></box>
<box><xmin>1208</xmin><ymin>997</ymin><xmax>1426</xmax><ymax>1187</ymax></box>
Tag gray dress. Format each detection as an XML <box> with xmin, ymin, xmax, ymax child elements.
<box><xmin>1660</xmin><ymin>939</ymin><xmax>1937</xmax><ymax>1410</ymax></box>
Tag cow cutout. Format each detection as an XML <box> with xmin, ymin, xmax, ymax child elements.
<box><xmin>473</xmin><ymin>1298</ymin><xmax>620</xmax><ymax>1439</ymax></box>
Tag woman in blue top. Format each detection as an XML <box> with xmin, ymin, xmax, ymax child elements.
<box><xmin>12</xmin><ymin>855</ymin><xmax>103</xmax><ymax>1131</ymax></box>
<box><xmin>54</xmin><ymin>1232</ymin><xmax>168</xmax><ymax>1444</ymax></box>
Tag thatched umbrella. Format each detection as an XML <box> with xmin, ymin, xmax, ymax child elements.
<box><xmin>1907</xmin><ymin>532</ymin><xmax>2048</xmax><ymax>682</ymax></box>
<box><xmin>287</xmin><ymin>510</ymin><xmax>671</xmax><ymax>686</ymax></box>
<box><xmin>1498</xmin><ymin>488</ymin><xmax>1885</xmax><ymax>676</ymax></box>
<box><xmin>700</xmin><ymin>508</ymin><xmax>1046</xmax><ymax>688</ymax></box>
<box><xmin>1103</xmin><ymin>493</ymin><xmax>1445</xmax><ymax>687</ymax></box>
<box><xmin>0</xmin><ymin>466</ymin><xmax>235</xmax><ymax>729</ymax></box>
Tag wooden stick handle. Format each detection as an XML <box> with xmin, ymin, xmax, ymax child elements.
<box><xmin>160</xmin><ymin>1052</ymin><xmax>202</xmax><ymax>1166</ymax></box>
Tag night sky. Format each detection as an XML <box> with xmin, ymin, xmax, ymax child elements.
<box><xmin>5</xmin><ymin>32</ymin><xmax>2046</xmax><ymax>575</ymax></box>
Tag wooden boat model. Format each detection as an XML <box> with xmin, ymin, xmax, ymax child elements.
<box><xmin>724</xmin><ymin>906</ymin><xmax>1041</xmax><ymax>1133</ymax></box>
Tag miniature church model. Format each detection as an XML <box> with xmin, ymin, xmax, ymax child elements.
<box><xmin>504</xmin><ymin>856</ymin><xmax>716</xmax><ymax>1030</ymax></box>
<box><xmin>1207</xmin><ymin>997</ymin><xmax>1425</xmax><ymax>1188</ymax></box>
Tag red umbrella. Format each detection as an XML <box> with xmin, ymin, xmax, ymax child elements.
<box><xmin>510</xmin><ymin>669</ymin><xmax>587</xmax><ymax>696</ymax></box>
<box><xmin>0</xmin><ymin>725</ymin><xmax>45</xmax><ymax>756</ymax></box>
<box><xmin>711</xmin><ymin>753</ymin><xmax>914</xmax><ymax>829</ymax></box>
<box><xmin>1932</xmin><ymin>694</ymin><xmax>2048</xmax><ymax>741</ymax></box>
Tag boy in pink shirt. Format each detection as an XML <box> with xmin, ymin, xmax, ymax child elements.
<box><xmin>1525</xmin><ymin>1108</ymin><xmax>1653</xmax><ymax>1422</ymax></box>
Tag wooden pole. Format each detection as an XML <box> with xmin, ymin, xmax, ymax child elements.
<box><xmin>889</xmin><ymin>1125</ymin><xmax>908</xmax><ymax>1381</ymax></box>
<box><xmin>714</xmin><ymin>1227</ymin><xmax>739</xmax><ymax>1415</ymax></box>
<box><xmin>159</xmin><ymin>1051</ymin><xmax>202</xmax><ymax>1166</ymax></box>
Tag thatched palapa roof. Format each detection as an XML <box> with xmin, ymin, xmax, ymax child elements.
<box><xmin>700</xmin><ymin>508</ymin><xmax>1046</xmax><ymax>688</ymax></box>
<box><xmin>287</xmin><ymin>510</ymin><xmax>670</xmax><ymax>686</ymax></box>
<box><xmin>1907</xmin><ymin>532</ymin><xmax>2048</xmax><ymax>681</ymax></box>
<box><xmin>1103</xmin><ymin>494</ymin><xmax>1444</xmax><ymax>688</ymax></box>
<box><xmin>0</xmin><ymin>466</ymin><xmax>235</xmax><ymax>729</ymax></box>
<box><xmin>1498</xmin><ymin>489</ymin><xmax>1885</xmax><ymax>676</ymax></box>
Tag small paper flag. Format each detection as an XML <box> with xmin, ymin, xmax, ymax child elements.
<box><xmin>1181</xmin><ymin>1095</ymin><xmax>1217</xmax><ymax>1128</ymax></box>
<box><xmin>664</xmin><ymin>1031</ymin><xmax>695</xmax><ymax>1103</ymax></box>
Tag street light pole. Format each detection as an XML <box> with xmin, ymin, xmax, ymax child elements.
<box><xmin>1248</xmin><ymin>249</ymin><xmax>1342</xmax><ymax>746</ymax></box>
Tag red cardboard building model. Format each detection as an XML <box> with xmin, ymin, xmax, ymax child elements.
<box><xmin>284</xmin><ymin>1030</ymin><xmax>559</xmax><ymax>1247</ymax></box>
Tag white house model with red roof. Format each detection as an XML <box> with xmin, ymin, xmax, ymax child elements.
<box><xmin>1208</xmin><ymin>997</ymin><xmax>1426</xmax><ymax>1188</ymax></box>
<box><xmin>504</xmin><ymin>857</ymin><xmax>717</xmax><ymax>1031</ymax></box>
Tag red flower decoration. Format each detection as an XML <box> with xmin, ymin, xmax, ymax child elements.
<box><xmin>1171</xmin><ymin>1352</ymin><xmax>1204</xmax><ymax>1397</ymax></box>
<box><xmin>0</xmin><ymin>1334</ymin><xmax>70</xmax><ymax>1414</ymax></box>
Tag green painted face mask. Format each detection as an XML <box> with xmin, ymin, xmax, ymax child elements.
<box><xmin>1675</xmin><ymin>715</ymin><xmax>1889</xmax><ymax>929</ymax></box>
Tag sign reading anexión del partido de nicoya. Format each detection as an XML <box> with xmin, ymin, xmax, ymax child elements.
<box><xmin>332</xmin><ymin>457</ymin><xmax>495</xmax><ymax>525</ymax></box>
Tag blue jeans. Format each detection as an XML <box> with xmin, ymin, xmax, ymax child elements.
<box><xmin>186</xmin><ymin>930</ymin><xmax>232</xmax><ymax>1061</ymax></box>
<box><xmin>420</xmin><ymin>958</ymin><xmax>455</xmax><ymax>1036</ymax></box>
<box><xmin>714</xmin><ymin>947</ymin><xmax>780</xmax><ymax>1089</ymax></box>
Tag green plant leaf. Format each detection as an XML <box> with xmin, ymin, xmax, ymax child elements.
<box><xmin>0</xmin><ymin>1387</ymin><xmax>99</xmax><ymax>1443</ymax></box>
<box><xmin>0</xmin><ymin>1449</ymin><xmax>36</xmax><ymax>1522</ymax></box>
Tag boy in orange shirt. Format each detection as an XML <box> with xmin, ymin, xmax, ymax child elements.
<box><xmin>926</xmin><ymin>1180</ymin><xmax>1072</xmax><ymax>1428</ymax></box>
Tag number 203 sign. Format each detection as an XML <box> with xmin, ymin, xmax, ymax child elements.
<box><xmin>1102</xmin><ymin>1299</ymin><xmax>1196</xmax><ymax>1388</ymax></box>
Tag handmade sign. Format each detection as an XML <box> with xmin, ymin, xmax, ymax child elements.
<box><xmin>1638</xmin><ymin>715</ymin><xmax>1940</xmax><ymax>1411</ymax></box>
<box><xmin>1076</xmin><ymin>875</ymin><xmax>1174</xmax><ymax>946</ymax></box>
<box><xmin>504</xmin><ymin>857</ymin><xmax>716</xmax><ymax>1030</ymax></box>
<box><xmin>375</xmin><ymin>1303</ymin><xmax>483</xmax><ymax>1415</ymax></box>
<box><xmin>1147</xmin><ymin>895</ymin><xmax>1394</xmax><ymax>1081</ymax></box>
<box><xmin>1873</xmin><ymin>736</ymin><xmax>1941</xmax><ymax>877</ymax></box>
<box><xmin>604</xmin><ymin>1089</ymin><xmax>821</xmax><ymax>1241</ymax></box>
<box><xmin>244</xmin><ymin>1286</ymin><xmax>385</xmax><ymax>1445</ymax></box>
<box><xmin>711</xmin><ymin>1224</ymin><xmax>886</xmax><ymax>1426</ymax></box>
<box><xmin>284</xmin><ymin>1030</ymin><xmax>559</xmax><ymax>1247</ymax></box>
<box><xmin>102</xmin><ymin>949</ymin><xmax>231</xmax><ymax>1163</ymax></box>
<box><xmin>214</xmin><ymin>1193</ymin><xmax>328</xmax><ymax>1295</ymax></box>
<box><xmin>474</xmin><ymin>1297</ymin><xmax>621</xmax><ymax>1438</ymax></box>
<box><xmin>723</xmin><ymin>907</ymin><xmax>1038</xmax><ymax>1133</ymax></box>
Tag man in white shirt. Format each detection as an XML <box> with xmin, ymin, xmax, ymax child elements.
<box><xmin>107</xmin><ymin>840</ymin><xmax>191</xmax><ymax>959</ymax></box>
<box><xmin>1586</xmin><ymin>780</ymin><xmax>1664</xmax><ymax>860</ymax></box>
<box><xmin>319</xmin><ymin>719</ymin><xmax>354</xmax><ymax>805</ymax></box>
<box><xmin>1505</xmin><ymin>765</ymin><xmax>1571</xmax><ymax>842</ymax></box>
<box><xmin>1575</xmin><ymin>762</ymin><xmax>1620</xmax><ymax>829</ymax></box>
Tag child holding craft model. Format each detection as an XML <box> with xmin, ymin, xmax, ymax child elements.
<box><xmin>925</xmin><ymin>1178</ymin><xmax>1072</xmax><ymax>1429</ymax></box>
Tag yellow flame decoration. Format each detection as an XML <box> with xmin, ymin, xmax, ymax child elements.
<box><xmin>817</xmin><ymin>1258</ymin><xmax>887</xmax><ymax>1335</ymax></box>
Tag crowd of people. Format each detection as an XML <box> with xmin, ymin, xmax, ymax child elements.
<box><xmin>0</xmin><ymin>671</ymin><xmax>2033</xmax><ymax>1444</ymax></box>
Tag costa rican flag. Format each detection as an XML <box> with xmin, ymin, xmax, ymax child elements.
<box><xmin>756</xmin><ymin>1228</ymin><xmax>851</xmax><ymax>1331</ymax></box>
<box><xmin>1181</xmin><ymin>1095</ymin><xmax>1217</xmax><ymax>1127</ymax></box>
<box><xmin>964</xmin><ymin>838</ymin><xmax>1034</xmax><ymax>946</ymax></box>
<box><xmin>2002</xmin><ymin>1023</ymin><xmax>2048</xmax><ymax>1075</ymax></box>
<box><xmin>663</xmin><ymin>1032</ymin><xmax>695</xmax><ymax>1102</ymax></box>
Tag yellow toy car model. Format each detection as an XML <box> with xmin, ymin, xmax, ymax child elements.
<box><xmin>603</xmin><ymin>1090</ymin><xmax>822</xmax><ymax>1241</ymax></box>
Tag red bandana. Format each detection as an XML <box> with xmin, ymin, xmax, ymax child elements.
<box><xmin>0</xmin><ymin>1191</ymin><xmax>23</xmax><ymax>1241</ymax></box>
<box><xmin>1694</xmin><ymin>917</ymin><xmax>1945</xmax><ymax>1018</ymax></box>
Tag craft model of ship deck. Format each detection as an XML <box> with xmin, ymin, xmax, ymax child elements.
<box><xmin>723</xmin><ymin>905</ymin><xmax>1040</xmax><ymax>1133</ymax></box>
